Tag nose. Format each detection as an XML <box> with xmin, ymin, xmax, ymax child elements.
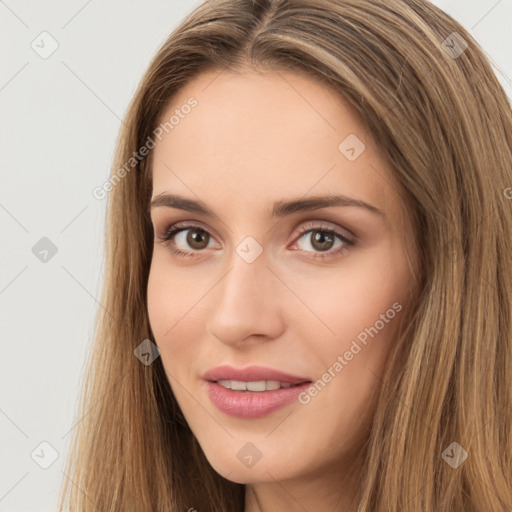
<box><xmin>206</xmin><ymin>252</ymin><xmax>284</xmax><ymax>348</ymax></box>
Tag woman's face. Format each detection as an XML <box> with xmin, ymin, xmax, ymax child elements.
<box><xmin>147</xmin><ymin>68</ymin><xmax>417</xmax><ymax>488</ymax></box>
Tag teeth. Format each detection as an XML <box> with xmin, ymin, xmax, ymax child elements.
<box><xmin>231</xmin><ymin>380</ymin><xmax>247</xmax><ymax>391</ymax></box>
<box><xmin>216</xmin><ymin>380</ymin><xmax>296</xmax><ymax>391</ymax></box>
<box><xmin>247</xmin><ymin>381</ymin><xmax>266</xmax><ymax>391</ymax></box>
<box><xmin>265</xmin><ymin>380</ymin><xmax>281</xmax><ymax>390</ymax></box>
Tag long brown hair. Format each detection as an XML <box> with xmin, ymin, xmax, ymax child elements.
<box><xmin>58</xmin><ymin>0</ymin><xmax>512</xmax><ymax>510</ymax></box>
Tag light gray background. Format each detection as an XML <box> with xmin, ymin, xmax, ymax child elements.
<box><xmin>1</xmin><ymin>1</ymin><xmax>510</xmax><ymax>511</ymax></box>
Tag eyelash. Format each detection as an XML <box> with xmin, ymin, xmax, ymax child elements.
<box><xmin>156</xmin><ymin>221</ymin><xmax>355</xmax><ymax>261</ymax></box>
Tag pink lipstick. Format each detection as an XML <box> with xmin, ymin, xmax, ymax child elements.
<box><xmin>203</xmin><ymin>365</ymin><xmax>312</xmax><ymax>419</ymax></box>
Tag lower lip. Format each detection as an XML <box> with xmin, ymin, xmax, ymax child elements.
<box><xmin>205</xmin><ymin>381</ymin><xmax>311</xmax><ymax>418</ymax></box>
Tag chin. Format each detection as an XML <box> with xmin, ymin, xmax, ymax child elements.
<box><xmin>200</xmin><ymin>444</ymin><xmax>294</xmax><ymax>484</ymax></box>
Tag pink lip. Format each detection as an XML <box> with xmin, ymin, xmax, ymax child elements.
<box><xmin>203</xmin><ymin>365</ymin><xmax>312</xmax><ymax>419</ymax></box>
<box><xmin>203</xmin><ymin>365</ymin><xmax>311</xmax><ymax>384</ymax></box>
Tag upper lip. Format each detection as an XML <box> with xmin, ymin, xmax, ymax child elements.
<box><xmin>203</xmin><ymin>365</ymin><xmax>311</xmax><ymax>384</ymax></box>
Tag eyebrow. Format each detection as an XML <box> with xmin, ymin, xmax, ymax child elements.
<box><xmin>150</xmin><ymin>193</ymin><xmax>385</xmax><ymax>218</ymax></box>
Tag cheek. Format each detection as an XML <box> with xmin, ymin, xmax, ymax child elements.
<box><xmin>289</xmin><ymin>261</ymin><xmax>406</xmax><ymax>349</ymax></box>
<box><xmin>146</xmin><ymin>264</ymin><xmax>170</xmax><ymax>341</ymax></box>
<box><xmin>286</xmin><ymin>254</ymin><xmax>408</xmax><ymax>408</ymax></box>
<box><xmin>146</xmin><ymin>261</ymin><xmax>207</xmax><ymax>379</ymax></box>
<box><xmin>147</xmin><ymin>263</ymin><xmax>186</xmax><ymax>359</ymax></box>
<box><xmin>293</xmin><ymin>251</ymin><xmax>409</xmax><ymax>418</ymax></box>
<box><xmin>147</xmin><ymin>257</ymin><xmax>195</xmax><ymax>339</ymax></box>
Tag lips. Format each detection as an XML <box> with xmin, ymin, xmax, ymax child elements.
<box><xmin>203</xmin><ymin>365</ymin><xmax>311</xmax><ymax>385</ymax></box>
<box><xmin>203</xmin><ymin>365</ymin><xmax>312</xmax><ymax>418</ymax></box>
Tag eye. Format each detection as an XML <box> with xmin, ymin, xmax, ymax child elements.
<box><xmin>290</xmin><ymin>221</ymin><xmax>354</xmax><ymax>260</ymax></box>
<box><xmin>155</xmin><ymin>220</ymin><xmax>355</xmax><ymax>261</ymax></box>
<box><xmin>156</xmin><ymin>222</ymin><xmax>219</xmax><ymax>259</ymax></box>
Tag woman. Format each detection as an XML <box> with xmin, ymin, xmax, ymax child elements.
<box><xmin>59</xmin><ymin>0</ymin><xmax>512</xmax><ymax>510</ymax></box>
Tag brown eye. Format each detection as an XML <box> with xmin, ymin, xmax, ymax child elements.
<box><xmin>157</xmin><ymin>223</ymin><xmax>219</xmax><ymax>258</ymax></box>
<box><xmin>291</xmin><ymin>222</ymin><xmax>355</xmax><ymax>261</ymax></box>
<box><xmin>309</xmin><ymin>230</ymin><xmax>335</xmax><ymax>252</ymax></box>
<box><xmin>185</xmin><ymin>228</ymin><xmax>210</xmax><ymax>250</ymax></box>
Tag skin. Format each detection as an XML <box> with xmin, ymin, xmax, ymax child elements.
<box><xmin>147</xmin><ymin>67</ymin><xmax>418</xmax><ymax>512</ymax></box>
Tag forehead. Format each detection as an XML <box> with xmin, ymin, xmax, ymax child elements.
<box><xmin>151</xmin><ymin>69</ymin><xmax>400</xmax><ymax>220</ymax></box>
